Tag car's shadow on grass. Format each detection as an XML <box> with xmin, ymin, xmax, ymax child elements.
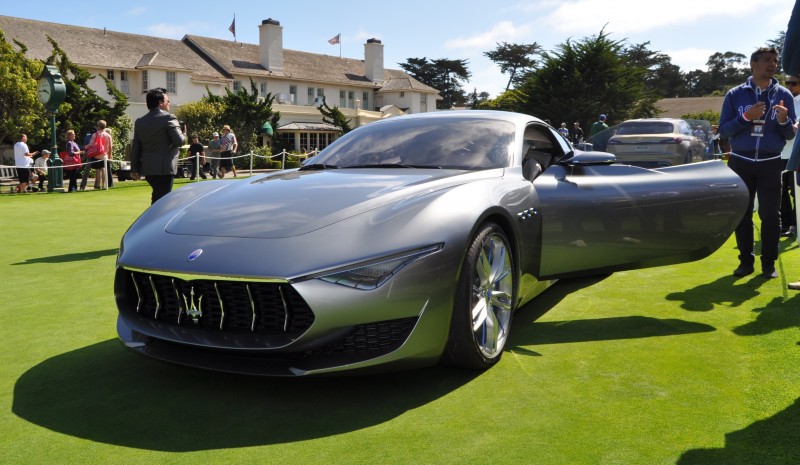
<box><xmin>11</xmin><ymin>248</ymin><xmax>118</xmax><ymax>265</ymax></box>
<box><xmin>677</xmin><ymin>396</ymin><xmax>800</xmax><ymax>465</ymax></box>
<box><xmin>508</xmin><ymin>276</ymin><xmax>715</xmax><ymax>355</ymax></box>
<box><xmin>12</xmin><ymin>340</ymin><xmax>479</xmax><ymax>451</ymax></box>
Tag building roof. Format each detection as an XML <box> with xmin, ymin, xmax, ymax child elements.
<box><xmin>183</xmin><ymin>34</ymin><xmax>439</xmax><ymax>94</ymax></box>
<box><xmin>0</xmin><ymin>15</ymin><xmax>228</xmax><ymax>84</ymax></box>
<box><xmin>278</xmin><ymin>122</ymin><xmax>340</xmax><ymax>131</ymax></box>
<box><xmin>0</xmin><ymin>15</ymin><xmax>439</xmax><ymax>96</ymax></box>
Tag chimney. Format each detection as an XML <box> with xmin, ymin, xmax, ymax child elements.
<box><xmin>364</xmin><ymin>38</ymin><xmax>384</xmax><ymax>83</ymax></box>
<box><xmin>259</xmin><ymin>19</ymin><xmax>283</xmax><ymax>72</ymax></box>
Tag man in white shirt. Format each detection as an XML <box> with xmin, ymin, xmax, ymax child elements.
<box><xmin>33</xmin><ymin>150</ymin><xmax>50</xmax><ymax>191</ymax></box>
<box><xmin>779</xmin><ymin>75</ymin><xmax>800</xmax><ymax>238</ymax></box>
<box><xmin>14</xmin><ymin>133</ymin><xmax>38</xmax><ymax>193</ymax></box>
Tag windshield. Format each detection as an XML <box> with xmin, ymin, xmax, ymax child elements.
<box><xmin>303</xmin><ymin>117</ymin><xmax>515</xmax><ymax>170</ymax></box>
<box><xmin>615</xmin><ymin>122</ymin><xmax>675</xmax><ymax>135</ymax></box>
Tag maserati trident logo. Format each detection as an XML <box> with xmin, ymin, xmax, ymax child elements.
<box><xmin>187</xmin><ymin>249</ymin><xmax>203</xmax><ymax>262</ymax></box>
<box><xmin>182</xmin><ymin>287</ymin><xmax>203</xmax><ymax>324</ymax></box>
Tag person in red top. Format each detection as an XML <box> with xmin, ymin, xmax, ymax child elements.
<box><xmin>79</xmin><ymin>120</ymin><xmax>112</xmax><ymax>190</ymax></box>
<box><xmin>63</xmin><ymin>129</ymin><xmax>82</xmax><ymax>192</ymax></box>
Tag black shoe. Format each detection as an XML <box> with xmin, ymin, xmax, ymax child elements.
<box><xmin>762</xmin><ymin>267</ymin><xmax>778</xmax><ymax>279</ymax></box>
<box><xmin>782</xmin><ymin>226</ymin><xmax>797</xmax><ymax>237</ymax></box>
<box><xmin>733</xmin><ymin>264</ymin><xmax>754</xmax><ymax>277</ymax></box>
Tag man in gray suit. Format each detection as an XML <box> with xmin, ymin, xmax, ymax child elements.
<box><xmin>131</xmin><ymin>87</ymin><xmax>186</xmax><ymax>204</ymax></box>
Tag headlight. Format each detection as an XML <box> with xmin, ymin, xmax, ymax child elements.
<box><xmin>314</xmin><ymin>244</ymin><xmax>442</xmax><ymax>290</ymax></box>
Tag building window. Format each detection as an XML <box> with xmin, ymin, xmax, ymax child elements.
<box><xmin>141</xmin><ymin>70</ymin><xmax>148</xmax><ymax>93</ymax></box>
<box><xmin>107</xmin><ymin>69</ymin><xmax>115</xmax><ymax>81</ymax></box>
<box><xmin>166</xmin><ymin>71</ymin><xmax>177</xmax><ymax>93</ymax></box>
<box><xmin>361</xmin><ymin>92</ymin><xmax>369</xmax><ymax>110</ymax></box>
<box><xmin>260</xmin><ymin>82</ymin><xmax>267</xmax><ymax>97</ymax></box>
<box><xmin>233</xmin><ymin>80</ymin><xmax>241</xmax><ymax>92</ymax></box>
<box><xmin>307</xmin><ymin>87</ymin><xmax>315</xmax><ymax>105</ymax></box>
<box><xmin>420</xmin><ymin>93</ymin><xmax>427</xmax><ymax>112</ymax></box>
<box><xmin>400</xmin><ymin>91</ymin><xmax>405</xmax><ymax>98</ymax></box>
<box><xmin>120</xmin><ymin>70</ymin><xmax>129</xmax><ymax>95</ymax></box>
<box><xmin>339</xmin><ymin>90</ymin><xmax>346</xmax><ymax>108</ymax></box>
<box><xmin>348</xmin><ymin>91</ymin><xmax>355</xmax><ymax>109</ymax></box>
<box><xmin>280</xmin><ymin>132</ymin><xmax>296</xmax><ymax>151</ymax></box>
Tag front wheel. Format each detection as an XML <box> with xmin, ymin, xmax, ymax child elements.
<box><xmin>443</xmin><ymin>222</ymin><xmax>516</xmax><ymax>369</ymax></box>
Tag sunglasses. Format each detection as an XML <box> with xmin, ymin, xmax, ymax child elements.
<box><xmin>786</xmin><ymin>81</ymin><xmax>800</xmax><ymax>86</ymax></box>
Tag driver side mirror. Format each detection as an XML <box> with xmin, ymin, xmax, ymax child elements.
<box><xmin>558</xmin><ymin>152</ymin><xmax>616</xmax><ymax>166</ymax></box>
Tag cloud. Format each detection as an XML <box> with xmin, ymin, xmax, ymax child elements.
<box><xmin>125</xmin><ymin>7</ymin><xmax>147</xmax><ymax>17</ymax></box>
<box><xmin>551</xmin><ymin>0</ymin><xmax>788</xmax><ymax>36</ymax></box>
<box><xmin>663</xmin><ymin>47</ymin><xmax>715</xmax><ymax>72</ymax></box>
<box><xmin>444</xmin><ymin>21</ymin><xmax>533</xmax><ymax>51</ymax></box>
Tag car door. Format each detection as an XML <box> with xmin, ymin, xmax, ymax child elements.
<box><xmin>531</xmin><ymin>159</ymin><xmax>748</xmax><ymax>279</ymax></box>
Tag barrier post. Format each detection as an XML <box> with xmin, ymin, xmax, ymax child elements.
<box><xmin>47</xmin><ymin>112</ymin><xmax>64</xmax><ymax>191</ymax></box>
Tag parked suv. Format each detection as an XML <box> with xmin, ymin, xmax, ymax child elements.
<box><xmin>606</xmin><ymin>118</ymin><xmax>707</xmax><ymax>167</ymax></box>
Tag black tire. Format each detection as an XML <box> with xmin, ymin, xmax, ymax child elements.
<box><xmin>443</xmin><ymin>222</ymin><xmax>516</xmax><ymax>369</ymax></box>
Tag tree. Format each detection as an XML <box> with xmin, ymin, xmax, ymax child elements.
<box><xmin>484</xmin><ymin>41</ymin><xmax>542</xmax><ymax>91</ymax></box>
<box><xmin>767</xmin><ymin>30</ymin><xmax>786</xmax><ymax>73</ymax></box>
<box><xmin>44</xmin><ymin>36</ymin><xmax>128</xmax><ymax>154</ymax></box>
<box><xmin>318</xmin><ymin>96</ymin><xmax>352</xmax><ymax>134</ymax></box>
<box><xmin>0</xmin><ymin>29</ymin><xmax>47</xmax><ymax>148</ymax></box>
<box><xmin>468</xmin><ymin>88</ymin><xmax>491</xmax><ymax>109</ymax></box>
<box><xmin>202</xmin><ymin>80</ymin><xmax>279</xmax><ymax>155</ymax></box>
<box><xmin>175</xmin><ymin>98</ymin><xmax>224</xmax><ymax>140</ymax></box>
<box><xmin>623</xmin><ymin>42</ymin><xmax>685</xmax><ymax>98</ymax></box>
<box><xmin>697</xmin><ymin>52</ymin><xmax>748</xmax><ymax>96</ymax></box>
<box><xmin>515</xmin><ymin>29</ymin><xmax>655</xmax><ymax>133</ymax></box>
<box><xmin>398</xmin><ymin>57</ymin><xmax>472</xmax><ymax>109</ymax></box>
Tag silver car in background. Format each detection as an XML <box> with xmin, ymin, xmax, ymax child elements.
<box><xmin>606</xmin><ymin>118</ymin><xmax>708</xmax><ymax>167</ymax></box>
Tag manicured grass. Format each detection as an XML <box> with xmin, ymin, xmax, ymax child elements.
<box><xmin>1</xmin><ymin>182</ymin><xmax>798</xmax><ymax>465</ymax></box>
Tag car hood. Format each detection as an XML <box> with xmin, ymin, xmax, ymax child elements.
<box><xmin>164</xmin><ymin>169</ymin><xmax>493</xmax><ymax>239</ymax></box>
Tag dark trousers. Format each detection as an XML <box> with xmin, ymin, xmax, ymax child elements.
<box><xmin>781</xmin><ymin>165</ymin><xmax>796</xmax><ymax>230</ymax></box>
<box><xmin>727</xmin><ymin>156</ymin><xmax>783</xmax><ymax>267</ymax></box>
<box><xmin>65</xmin><ymin>169</ymin><xmax>79</xmax><ymax>191</ymax></box>
<box><xmin>146</xmin><ymin>175</ymin><xmax>174</xmax><ymax>204</ymax></box>
<box><xmin>106</xmin><ymin>162</ymin><xmax>114</xmax><ymax>188</ymax></box>
<box><xmin>38</xmin><ymin>173</ymin><xmax>47</xmax><ymax>190</ymax></box>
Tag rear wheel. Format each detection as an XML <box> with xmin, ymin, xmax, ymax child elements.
<box><xmin>444</xmin><ymin>222</ymin><xmax>516</xmax><ymax>369</ymax></box>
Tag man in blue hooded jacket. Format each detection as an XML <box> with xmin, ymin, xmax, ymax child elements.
<box><xmin>719</xmin><ymin>46</ymin><xmax>795</xmax><ymax>279</ymax></box>
<box><xmin>783</xmin><ymin>0</ymin><xmax>800</xmax><ymax>289</ymax></box>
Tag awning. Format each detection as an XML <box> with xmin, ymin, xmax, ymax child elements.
<box><xmin>261</xmin><ymin>121</ymin><xmax>274</xmax><ymax>135</ymax></box>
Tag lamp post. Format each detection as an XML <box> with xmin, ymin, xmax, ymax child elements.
<box><xmin>37</xmin><ymin>65</ymin><xmax>66</xmax><ymax>191</ymax></box>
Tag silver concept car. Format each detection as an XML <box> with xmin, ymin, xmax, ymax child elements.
<box><xmin>114</xmin><ymin>110</ymin><xmax>748</xmax><ymax>376</ymax></box>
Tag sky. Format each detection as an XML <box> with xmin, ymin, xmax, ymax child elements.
<box><xmin>2</xmin><ymin>0</ymin><xmax>796</xmax><ymax>98</ymax></box>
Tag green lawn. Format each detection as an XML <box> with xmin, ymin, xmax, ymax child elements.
<box><xmin>1</xmin><ymin>182</ymin><xmax>798</xmax><ymax>465</ymax></box>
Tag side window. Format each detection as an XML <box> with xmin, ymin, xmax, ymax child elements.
<box><xmin>548</xmin><ymin>127</ymin><xmax>572</xmax><ymax>157</ymax></box>
<box><xmin>523</xmin><ymin>125</ymin><xmax>559</xmax><ymax>170</ymax></box>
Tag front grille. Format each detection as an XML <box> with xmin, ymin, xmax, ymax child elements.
<box><xmin>120</xmin><ymin>270</ymin><xmax>314</xmax><ymax>336</ymax></box>
<box><xmin>310</xmin><ymin>317</ymin><xmax>418</xmax><ymax>356</ymax></box>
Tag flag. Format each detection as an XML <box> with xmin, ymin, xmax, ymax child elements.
<box><xmin>228</xmin><ymin>16</ymin><xmax>236</xmax><ymax>38</ymax></box>
<box><xmin>328</xmin><ymin>33</ymin><xmax>340</xmax><ymax>45</ymax></box>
